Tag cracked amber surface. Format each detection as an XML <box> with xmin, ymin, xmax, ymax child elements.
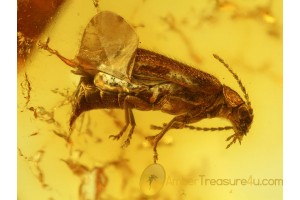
<box><xmin>18</xmin><ymin>0</ymin><xmax>282</xmax><ymax>199</ymax></box>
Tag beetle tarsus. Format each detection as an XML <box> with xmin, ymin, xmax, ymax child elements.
<box><xmin>121</xmin><ymin>140</ymin><xmax>130</xmax><ymax>148</ymax></box>
<box><xmin>109</xmin><ymin>100</ymin><xmax>137</xmax><ymax>147</ymax></box>
<box><xmin>225</xmin><ymin>133</ymin><xmax>243</xmax><ymax>149</ymax></box>
<box><xmin>110</xmin><ymin>123</ymin><xmax>135</xmax><ymax>148</ymax></box>
<box><xmin>121</xmin><ymin>137</ymin><xmax>132</xmax><ymax>148</ymax></box>
<box><xmin>122</xmin><ymin>123</ymin><xmax>136</xmax><ymax>148</ymax></box>
<box><xmin>226</xmin><ymin>140</ymin><xmax>235</xmax><ymax>149</ymax></box>
<box><xmin>109</xmin><ymin>128</ymin><xmax>127</xmax><ymax>140</ymax></box>
<box><xmin>153</xmin><ymin>150</ymin><xmax>158</xmax><ymax>163</ymax></box>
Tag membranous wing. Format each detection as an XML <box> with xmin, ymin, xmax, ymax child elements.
<box><xmin>76</xmin><ymin>11</ymin><xmax>138</xmax><ymax>81</ymax></box>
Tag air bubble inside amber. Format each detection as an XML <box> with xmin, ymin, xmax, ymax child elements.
<box><xmin>140</xmin><ymin>163</ymin><xmax>166</xmax><ymax>196</ymax></box>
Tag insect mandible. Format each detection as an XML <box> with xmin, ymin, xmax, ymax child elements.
<box><xmin>38</xmin><ymin>11</ymin><xmax>254</xmax><ymax>163</ymax></box>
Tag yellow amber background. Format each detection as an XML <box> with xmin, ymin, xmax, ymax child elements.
<box><xmin>18</xmin><ymin>0</ymin><xmax>282</xmax><ymax>199</ymax></box>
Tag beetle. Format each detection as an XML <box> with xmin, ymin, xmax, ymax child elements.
<box><xmin>38</xmin><ymin>11</ymin><xmax>253</xmax><ymax>162</ymax></box>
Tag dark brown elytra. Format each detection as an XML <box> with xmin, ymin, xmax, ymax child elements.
<box><xmin>38</xmin><ymin>11</ymin><xmax>253</xmax><ymax>163</ymax></box>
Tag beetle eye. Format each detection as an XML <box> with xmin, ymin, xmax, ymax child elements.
<box><xmin>238</xmin><ymin>105</ymin><xmax>249</xmax><ymax>120</ymax></box>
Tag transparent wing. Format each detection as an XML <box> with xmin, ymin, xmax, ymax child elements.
<box><xmin>76</xmin><ymin>11</ymin><xmax>139</xmax><ymax>81</ymax></box>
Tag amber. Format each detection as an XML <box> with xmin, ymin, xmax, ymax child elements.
<box><xmin>18</xmin><ymin>0</ymin><xmax>282</xmax><ymax>199</ymax></box>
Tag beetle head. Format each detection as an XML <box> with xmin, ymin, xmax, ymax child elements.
<box><xmin>225</xmin><ymin>101</ymin><xmax>253</xmax><ymax>148</ymax></box>
<box><xmin>236</xmin><ymin>103</ymin><xmax>253</xmax><ymax>134</ymax></box>
<box><xmin>223</xmin><ymin>85</ymin><xmax>253</xmax><ymax>132</ymax></box>
<box><xmin>215</xmin><ymin>53</ymin><xmax>254</xmax><ymax>148</ymax></box>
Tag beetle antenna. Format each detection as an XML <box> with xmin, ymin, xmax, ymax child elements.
<box><xmin>151</xmin><ymin>124</ymin><xmax>233</xmax><ymax>131</ymax></box>
<box><xmin>184</xmin><ymin>125</ymin><xmax>233</xmax><ymax>131</ymax></box>
<box><xmin>212</xmin><ymin>54</ymin><xmax>251</xmax><ymax>108</ymax></box>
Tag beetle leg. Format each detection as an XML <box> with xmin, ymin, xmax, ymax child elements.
<box><xmin>146</xmin><ymin>115</ymin><xmax>187</xmax><ymax>163</ymax></box>
<box><xmin>121</xmin><ymin>108</ymin><xmax>136</xmax><ymax>148</ymax></box>
<box><xmin>109</xmin><ymin>106</ymin><xmax>131</xmax><ymax>141</ymax></box>
<box><xmin>38</xmin><ymin>41</ymin><xmax>78</xmax><ymax>69</ymax></box>
<box><xmin>109</xmin><ymin>95</ymin><xmax>152</xmax><ymax>147</ymax></box>
<box><xmin>121</xmin><ymin>96</ymin><xmax>152</xmax><ymax>148</ymax></box>
<box><xmin>226</xmin><ymin>133</ymin><xmax>243</xmax><ymax>149</ymax></box>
